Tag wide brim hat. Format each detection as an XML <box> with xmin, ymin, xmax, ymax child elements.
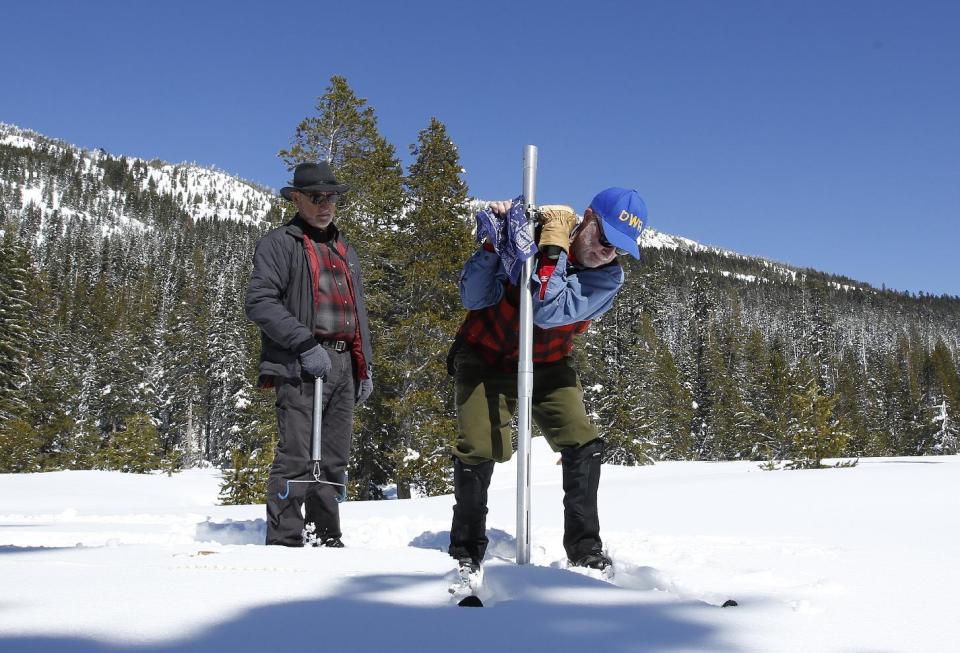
<box><xmin>588</xmin><ymin>187</ymin><xmax>648</xmax><ymax>259</ymax></box>
<box><xmin>280</xmin><ymin>161</ymin><xmax>349</xmax><ymax>200</ymax></box>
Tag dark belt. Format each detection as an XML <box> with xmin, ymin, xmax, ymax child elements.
<box><xmin>319</xmin><ymin>339</ymin><xmax>349</xmax><ymax>352</ymax></box>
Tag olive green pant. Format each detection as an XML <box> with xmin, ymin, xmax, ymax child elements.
<box><xmin>452</xmin><ymin>349</ymin><xmax>597</xmax><ymax>464</ymax></box>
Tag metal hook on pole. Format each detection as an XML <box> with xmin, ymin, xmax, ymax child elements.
<box><xmin>277</xmin><ymin>376</ymin><xmax>347</xmax><ymax>502</ymax></box>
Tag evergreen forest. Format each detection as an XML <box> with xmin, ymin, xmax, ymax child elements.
<box><xmin>1</xmin><ymin>77</ymin><xmax>958</xmax><ymax>503</ymax></box>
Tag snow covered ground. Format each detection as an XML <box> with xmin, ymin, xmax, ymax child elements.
<box><xmin>1</xmin><ymin>440</ymin><xmax>957</xmax><ymax>652</ymax></box>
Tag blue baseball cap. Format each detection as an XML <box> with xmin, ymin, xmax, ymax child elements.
<box><xmin>589</xmin><ymin>187</ymin><xmax>647</xmax><ymax>259</ymax></box>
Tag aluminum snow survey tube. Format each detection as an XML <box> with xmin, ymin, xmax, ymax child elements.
<box><xmin>517</xmin><ymin>145</ymin><xmax>537</xmax><ymax>565</ymax></box>
<box><xmin>311</xmin><ymin>378</ymin><xmax>323</xmax><ymax>461</ymax></box>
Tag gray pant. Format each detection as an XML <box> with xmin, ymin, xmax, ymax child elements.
<box><xmin>265</xmin><ymin>348</ymin><xmax>355</xmax><ymax>546</ymax></box>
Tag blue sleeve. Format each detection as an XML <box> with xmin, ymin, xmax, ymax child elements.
<box><xmin>532</xmin><ymin>252</ymin><xmax>624</xmax><ymax>327</ymax></box>
<box><xmin>459</xmin><ymin>248</ymin><xmax>508</xmax><ymax>309</ymax></box>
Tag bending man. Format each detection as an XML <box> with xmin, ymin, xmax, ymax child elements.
<box><xmin>447</xmin><ymin>187</ymin><xmax>647</xmax><ymax>574</ymax></box>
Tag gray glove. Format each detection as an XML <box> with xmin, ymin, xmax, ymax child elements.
<box><xmin>356</xmin><ymin>376</ymin><xmax>374</xmax><ymax>405</ymax></box>
<box><xmin>299</xmin><ymin>344</ymin><xmax>332</xmax><ymax>379</ymax></box>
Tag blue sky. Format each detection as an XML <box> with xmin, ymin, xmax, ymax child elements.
<box><xmin>2</xmin><ymin>0</ymin><xmax>958</xmax><ymax>296</ymax></box>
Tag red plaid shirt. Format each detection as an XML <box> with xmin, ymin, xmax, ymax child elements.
<box><xmin>302</xmin><ymin>227</ymin><xmax>368</xmax><ymax>379</ymax></box>
<box><xmin>457</xmin><ymin>281</ymin><xmax>590</xmax><ymax>371</ymax></box>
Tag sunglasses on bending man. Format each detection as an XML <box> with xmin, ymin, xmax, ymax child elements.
<box><xmin>595</xmin><ymin>216</ymin><xmax>629</xmax><ymax>257</ymax></box>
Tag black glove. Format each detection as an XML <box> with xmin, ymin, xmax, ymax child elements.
<box><xmin>299</xmin><ymin>344</ymin><xmax>332</xmax><ymax>379</ymax></box>
<box><xmin>356</xmin><ymin>376</ymin><xmax>373</xmax><ymax>405</ymax></box>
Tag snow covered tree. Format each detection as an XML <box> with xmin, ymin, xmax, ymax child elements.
<box><xmin>930</xmin><ymin>399</ymin><xmax>958</xmax><ymax>455</ymax></box>
<box><xmin>927</xmin><ymin>341</ymin><xmax>959</xmax><ymax>454</ymax></box>
<box><xmin>0</xmin><ymin>229</ymin><xmax>32</xmax><ymax>421</ymax></box>
<box><xmin>580</xmin><ymin>300</ymin><xmax>656</xmax><ymax>466</ymax></box>
<box><xmin>696</xmin><ymin>321</ymin><xmax>750</xmax><ymax>460</ymax></box>
<box><xmin>66</xmin><ymin>420</ymin><xmax>108</xmax><ymax>469</ymax></box>
<box><xmin>218</xmin><ymin>320</ymin><xmax>277</xmax><ymax>505</ymax></box>
<box><xmin>649</xmin><ymin>329</ymin><xmax>695</xmax><ymax>460</ymax></box>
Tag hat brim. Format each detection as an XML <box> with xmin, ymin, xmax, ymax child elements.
<box><xmin>598</xmin><ymin>216</ymin><xmax>642</xmax><ymax>259</ymax></box>
<box><xmin>280</xmin><ymin>183</ymin><xmax>349</xmax><ymax>201</ymax></box>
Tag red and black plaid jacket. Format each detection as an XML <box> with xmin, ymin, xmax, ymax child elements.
<box><xmin>302</xmin><ymin>226</ymin><xmax>368</xmax><ymax>379</ymax></box>
<box><xmin>457</xmin><ymin>280</ymin><xmax>590</xmax><ymax>371</ymax></box>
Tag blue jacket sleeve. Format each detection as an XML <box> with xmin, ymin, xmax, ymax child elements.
<box><xmin>532</xmin><ymin>252</ymin><xmax>624</xmax><ymax>327</ymax></box>
<box><xmin>459</xmin><ymin>248</ymin><xmax>508</xmax><ymax>309</ymax></box>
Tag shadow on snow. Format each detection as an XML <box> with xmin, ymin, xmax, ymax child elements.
<box><xmin>0</xmin><ymin>567</ymin><xmax>731</xmax><ymax>653</ymax></box>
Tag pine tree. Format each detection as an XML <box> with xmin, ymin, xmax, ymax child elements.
<box><xmin>279</xmin><ymin>76</ymin><xmax>377</xmax><ymax>174</ymax></box>
<box><xmin>0</xmin><ymin>417</ymin><xmax>43</xmax><ymax>472</ymax></box>
<box><xmin>834</xmin><ymin>346</ymin><xmax>869</xmax><ymax>456</ymax></box>
<box><xmin>156</xmin><ymin>234</ymin><xmax>206</xmax><ymax>465</ymax></box>
<box><xmin>889</xmin><ymin>335</ymin><xmax>925</xmax><ymax>455</ymax></box>
<box><xmin>759</xmin><ymin>338</ymin><xmax>794</xmax><ymax>461</ymax></box>
<box><xmin>380</xmin><ymin>118</ymin><xmax>473</xmax><ymax>497</ymax></box>
<box><xmin>697</xmin><ymin>322</ymin><xmax>749</xmax><ymax>460</ymax></box>
<box><xmin>277</xmin><ymin>76</ymin><xmax>406</xmax><ymax>235</ymax></box>
<box><xmin>203</xmin><ymin>247</ymin><xmax>251</xmax><ymax>464</ymax></box>
<box><xmin>687</xmin><ymin>272</ymin><xmax>716</xmax><ymax>457</ymax></box>
<box><xmin>219</xmin><ymin>435</ymin><xmax>275</xmax><ymax>505</ymax></box>
<box><xmin>930</xmin><ymin>399</ymin><xmax>958</xmax><ymax>455</ymax></box>
<box><xmin>579</xmin><ymin>299</ymin><xmax>656</xmax><ymax>466</ymax></box>
<box><xmin>66</xmin><ymin>420</ymin><xmax>108</xmax><ymax>469</ymax></box>
<box><xmin>103</xmin><ymin>413</ymin><xmax>161</xmax><ymax>473</ymax></box>
<box><xmin>927</xmin><ymin>340</ymin><xmax>960</xmax><ymax>454</ymax></box>
<box><xmin>217</xmin><ymin>321</ymin><xmax>277</xmax><ymax>505</ymax></box>
<box><xmin>740</xmin><ymin>329</ymin><xmax>774</xmax><ymax>459</ymax></box>
<box><xmin>786</xmin><ymin>369</ymin><xmax>850</xmax><ymax>469</ymax></box>
<box><xmin>0</xmin><ymin>229</ymin><xmax>32</xmax><ymax>421</ymax></box>
<box><xmin>650</xmin><ymin>329</ymin><xmax>695</xmax><ymax>460</ymax></box>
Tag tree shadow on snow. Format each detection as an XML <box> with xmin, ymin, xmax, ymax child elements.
<box><xmin>409</xmin><ymin>528</ymin><xmax>518</xmax><ymax>561</ymax></box>
<box><xmin>193</xmin><ymin>518</ymin><xmax>265</xmax><ymax>545</ymax></box>
<box><xmin>0</xmin><ymin>545</ymin><xmax>88</xmax><ymax>555</ymax></box>
<box><xmin>861</xmin><ymin>459</ymin><xmax>944</xmax><ymax>465</ymax></box>
<box><xmin>0</xmin><ymin>567</ymin><xmax>734</xmax><ymax>653</ymax></box>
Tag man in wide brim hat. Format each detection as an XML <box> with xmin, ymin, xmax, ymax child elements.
<box><xmin>280</xmin><ymin>161</ymin><xmax>349</xmax><ymax>201</ymax></box>
<box><xmin>247</xmin><ymin>159</ymin><xmax>371</xmax><ymax>549</ymax></box>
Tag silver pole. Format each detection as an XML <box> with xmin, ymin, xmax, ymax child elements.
<box><xmin>311</xmin><ymin>378</ymin><xmax>323</xmax><ymax>461</ymax></box>
<box><xmin>517</xmin><ymin>145</ymin><xmax>537</xmax><ymax>565</ymax></box>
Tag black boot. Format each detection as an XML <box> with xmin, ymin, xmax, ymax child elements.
<box><xmin>448</xmin><ymin>457</ymin><xmax>495</xmax><ymax>564</ymax></box>
<box><xmin>561</xmin><ymin>438</ymin><xmax>606</xmax><ymax>564</ymax></box>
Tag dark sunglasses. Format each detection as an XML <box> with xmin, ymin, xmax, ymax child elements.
<box><xmin>303</xmin><ymin>191</ymin><xmax>341</xmax><ymax>205</ymax></box>
<box><xmin>595</xmin><ymin>217</ymin><xmax>628</xmax><ymax>256</ymax></box>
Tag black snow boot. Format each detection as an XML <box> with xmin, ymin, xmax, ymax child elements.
<box><xmin>456</xmin><ymin>555</ymin><xmax>481</xmax><ymax>575</ymax></box>
<box><xmin>569</xmin><ymin>550</ymin><xmax>613</xmax><ymax>571</ymax></box>
<box><xmin>448</xmin><ymin>457</ymin><xmax>495</xmax><ymax>564</ymax></box>
<box><xmin>561</xmin><ymin>438</ymin><xmax>605</xmax><ymax>564</ymax></box>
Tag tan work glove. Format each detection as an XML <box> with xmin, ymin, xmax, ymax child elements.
<box><xmin>537</xmin><ymin>205</ymin><xmax>578</xmax><ymax>253</ymax></box>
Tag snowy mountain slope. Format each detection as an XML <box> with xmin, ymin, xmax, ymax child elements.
<box><xmin>1</xmin><ymin>439</ymin><xmax>957</xmax><ymax>653</ymax></box>
<box><xmin>0</xmin><ymin>122</ymin><xmax>275</xmax><ymax>237</ymax></box>
<box><xmin>3</xmin><ymin>122</ymin><xmax>885</xmax><ymax>297</ymax></box>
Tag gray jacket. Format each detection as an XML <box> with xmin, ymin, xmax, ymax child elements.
<box><xmin>245</xmin><ymin>215</ymin><xmax>373</xmax><ymax>385</ymax></box>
